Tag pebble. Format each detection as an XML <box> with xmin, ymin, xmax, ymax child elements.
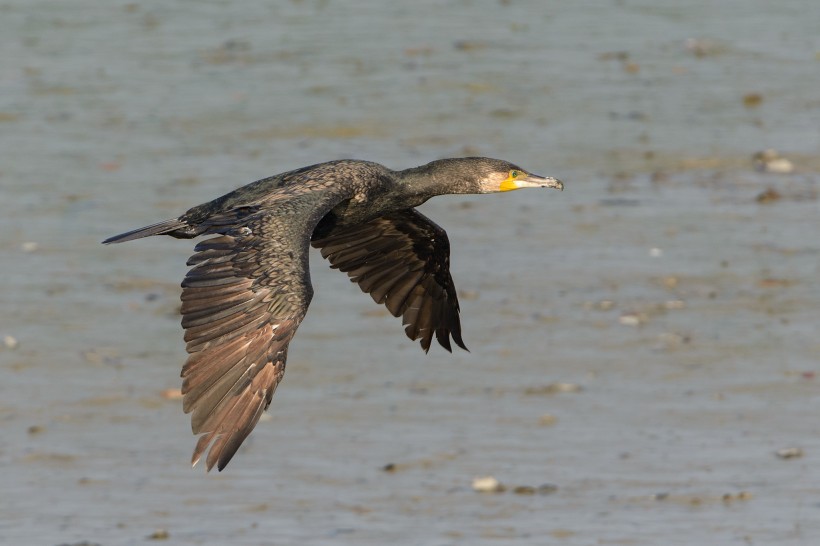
<box><xmin>595</xmin><ymin>299</ymin><xmax>615</xmax><ymax>311</ymax></box>
<box><xmin>583</xmin><ymin>300</ymin><xmax>614</xmax><ymax>311</ymax></box>
<box><xmin>3</xmin><ymin>335</ymin><xmax>18</xmax><ymax>349</ymax></box>
<box><xmin>458</xmin><ymin>290</ymin><xmax>480</xmax><ymax>301</ymax></box>
<box><xmin>20</xmin><ymin>241</ymin><xmax>39</xmax><ymax>253</ymax></box>
<box><xmin>662</xmin><ymin>276</ymin><xmax>679</xmax><ymax>289</ymax></box>
<box><xmin>618</xmin><ymin>313</ymin><xmax>645</xmax><ymax>326</ymax></box>
<box><xmin>27</xmin><ymin>425</ymin><xmax>45</xmax><ymax>435</ymax></box>
<box><xmin>147</xmin><ymin>529</ymin><xmax>169</xmax><ymax>540</ymax></box>
<box><xmin>513</xmin><ymin>485</ymin><xmax>536</xmax><ymax>495</ymax></box>
<box><xmin>472</xmin><ymin>476</ymin><xmax>505</xmax><ymax>493</ymax></box>
<box><xmin>722</xmin><ymin>491</ymin><xmax>753</xmax><ymax>503</ymax></box>
<box><xmin>756</xmin><ymin>188</ymin><xmax>782</xmax><ymax>203</ymax></box>
<box><xmin>160</xmin><ymin>388</ymin><xmax>183</xmax><ymax>400</ymax></box>
<box><xmin>471</xmin><ymin>477</ymin><xmax>555</xmax><ymax>495</ymax></box>
<box><xmin>775</xmin><ymin>447</ymin><xmax>804</xmax><ymax>459</ymax></box>
<box><xmin>753</xmin><ymin>149</ymin><xmax>794</xmax><ymax>174</ymax></box>
<box><xmin>524</xmin><ymin>383</ymin><xmax>582</xmax><ymax>395</ymax></box>
<box><xmin>742</xmin><ymin>93</ymin><xmax>763</xmax><ymax>108</ymax></box>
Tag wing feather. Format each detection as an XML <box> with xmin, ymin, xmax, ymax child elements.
<box><xmin>178</xmin><ymin>211</ymin><xmax>314</xmax><ymax>471</ymax></box>
<box><xmin>312</xmin><ymin>208</ymin><xmax>467</xmax><ymax>352</ymax></box>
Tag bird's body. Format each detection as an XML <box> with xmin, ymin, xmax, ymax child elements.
<box><xmin>104</xmin><ymin>157</ymin><xmax>563</xmax><ymax>471</ymax></box>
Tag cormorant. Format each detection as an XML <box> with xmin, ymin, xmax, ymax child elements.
<box><xmin>104</xmin><ymin>157</ymin><xmax>564</xmax><ymax>471</ymax></box>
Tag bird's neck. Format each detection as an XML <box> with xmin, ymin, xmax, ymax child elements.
<box><xmin>394</xmin><ymin>162</ymin><xmax>476</xmax><ymax>206</ymax></box>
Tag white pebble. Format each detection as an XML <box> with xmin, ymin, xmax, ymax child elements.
<box><xmin>472</xmin><ymin>476</ymin><xmax>504</xmax><ymax>493</ymax></box>
<box><xmin>775</xmin><ymin>447</ymin><xmax>804</xmax><ymax>459</ymax></box>
<box><xmin>619</xmin><ymin>313</ymin><xmax>643</xmax><ymax>326</ymax></box>
<box><xmin>3</xmin><ymin>335</ymin><xmax>18</xmax><ymax>349</ymax></box>
<box><xmin>763</xmin><ymin>158</ymin><xmax>794</xmax><ymax>174</ymax></box>
<box><xmin>753</xmin><ymin>149</ymin><xmax>795</xmax><ymax>174</ymax></box>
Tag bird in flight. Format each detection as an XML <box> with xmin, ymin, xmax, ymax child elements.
<box><xmin>104</xmin><ymin>157</ymin><xmax>564</xmax><ymax>471</ymax></box>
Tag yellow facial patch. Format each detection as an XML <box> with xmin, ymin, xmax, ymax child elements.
<box><xmin>499</xmin><ymin>170</ymin><xmax>524</xmax><ymax>191</ymax></box>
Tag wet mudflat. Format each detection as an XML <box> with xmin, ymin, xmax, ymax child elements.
<box><xmin>1</xmin><ymin>1</ymin><xmax>819</xmax><ymax>545</ymax></box>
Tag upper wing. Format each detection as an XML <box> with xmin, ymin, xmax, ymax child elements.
<box><xmin>179</xmin><ymin>209</ymin><xmax>314</xmax><ymax>472</ymax></box>
<box><xmin>311</xmin><ymin>208</ymin><xmax>467</xmax><ymax>353</ymax></box>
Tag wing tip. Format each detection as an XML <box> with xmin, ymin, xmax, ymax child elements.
<box><xmin>102</xmin><ymin>218</ymin><xmax>187</xmax><ymax>244</ymax></box>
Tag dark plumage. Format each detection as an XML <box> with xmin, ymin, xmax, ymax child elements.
<box><xmin>104</xmin><ymin>157</ymin><xmax>564</xmax><ymax>471</ymax></box>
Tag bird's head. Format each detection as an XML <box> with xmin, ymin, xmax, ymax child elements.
<box><xmin>398</xmin><ymin>157</ymin><xmax>564</xmax><ymax>204</ymax></box>
<box><xmin>472</xmin><ymin>158</ymin><xmax>564</xmax><ymax>194</ymax></box>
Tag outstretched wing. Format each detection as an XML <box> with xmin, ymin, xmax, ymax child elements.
<box><xmin>180</xmin><ymin>209</ymin><xmax>314</xmax><ymax>472</ymax></box>
<box><xmin>311</xmin><ymin>208</ymin><xmax>466</xmax><ymax>352</ymax></box>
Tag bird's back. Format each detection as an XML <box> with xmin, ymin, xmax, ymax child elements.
<box><xmin>181</xmin><ymin>159</ymin><xmax>389</xmax><ymax>227</ymax></box>
<box><xmin>102</xmin><ymin>159</ymin><xmax>390</xmax><ymax>244</ymax></box>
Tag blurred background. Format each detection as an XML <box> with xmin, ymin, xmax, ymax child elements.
<box><xmin>1</xmin><ymin>1</ymin><xmax>819</xmax><ymax>544</ymax></box>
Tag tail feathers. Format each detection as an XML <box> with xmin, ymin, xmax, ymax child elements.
<box><xmin>102</xmin><ymin>218</ymin><xmax>189</xmax><ymax>244</ymax></box>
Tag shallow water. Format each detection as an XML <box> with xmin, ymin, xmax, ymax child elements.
<box><xmin>2</xmin><ymin>1</ymin><xmax>819</xmax><ymax>545</ymax></box>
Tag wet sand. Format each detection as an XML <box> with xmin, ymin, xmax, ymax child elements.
<box><xmin>2</xmin><ymin>1</ymin><xmax>819</xmax><ymax>545</ymax></box>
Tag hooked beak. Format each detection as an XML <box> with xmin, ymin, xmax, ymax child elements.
<box><xmin>517</xmin><ymin>173</ymin><xmax>564</xmax><ymax>191</ymax></box>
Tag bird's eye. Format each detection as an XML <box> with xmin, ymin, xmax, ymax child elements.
<box><xmin>511</xmin><ymin>170</ymin><xmax>519</xmax><ymax>178</ymax></box>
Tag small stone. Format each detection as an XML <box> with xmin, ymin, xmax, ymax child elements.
<box><xmin>547</xmin><ymin>382</ymin><xmax>581</xmax><ymax>393</ymax></box>
<box><xmin>147</xmin><ymin>529</ymin><xmax>169</xmax><ymax>540</ymax></box>
<box><xmin>524</xmin><ymin>383</ymin><xmax>582</xmax><ymax>395</ymax></box>
<box><xmin>721</xmin><ymin>491</ymin><xmax>753</xmax><ymax>503</ymax></box>
<box><xmin>596</xmin><ymin>300</ymin><xmax>615</xmax><ymax>311</ymax></box>
<box><xmin>537</xmin><ymin>483</ymin><xmax>558</xmax><ymax>495</ymax></box>
<box><xmin>538</xmin><ymin>414</ymin><xmax>557</xmax><ymax>426</ymax></box>
<box><xmin>3</xmin><ymin>335</ymin><xmax>18</xmax><ymax>349</ymax></box>
<box><xmin>472</xmin><ymin>476</ymin><xmax>504</xmax><ymax>493</ymax></box>
<box><xmin>763</xmin><ymin>158</ymin><xmax>794</xmax><ymax>174</ymax></box>
<box><xmin>382</xmin><ymin>463</ymin><xmax>396</xmax><ymax>472</ymax></box>
<box><xmin>21</xmin><ymin>241</ymin><xmax>39</xmax><ymax>253</ymax></box>
<box><xmin>513</xmin><ymin>485</ymin><xmax>536</xmax><ymax>495</ymax></box>
<box><xmin>742</xmin><ymin>93</ymin><xmax>763</xmax><ymax>108</ymax></box>
<box><xmin>453</xmin><ymin>40</ymin><xmax>487</xmax><ymax>52</ymax></box>
<box><xmin>623</xmin><ymin>62</ymin><xmax>640</xmax><ymax>74</ymax></box>
<box><xmin>775</xmin><ymin>447</ymin><xmax>803</xmax><ymax>459</ymax></box>
<box><xmin>756</xmin><ymin>188</ymin><xmax>782</xmax><ymax>203</ymax></box>
<box><xmin>160</xmin><ymin>388</ymin><xmax>183</xmax><ymax>400</ymax></box>
<box><xmin>27</xmin><ymin>425</ymin><xmax>45</xmax><ymax>435</ymax></box>
<box><xmin>753</xmin><ymin>149</ymin><xmax>794</xmax><ymax>174</ymax></box>
<box><xmin>458</xmin><ymin>290</ymin><xmax>480</xmax><ymax>301</ymax></box>
<box><xmin>618</xmin><ymin>313</ymin><xmax>644</xmax><ymax>326</ymax></box>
